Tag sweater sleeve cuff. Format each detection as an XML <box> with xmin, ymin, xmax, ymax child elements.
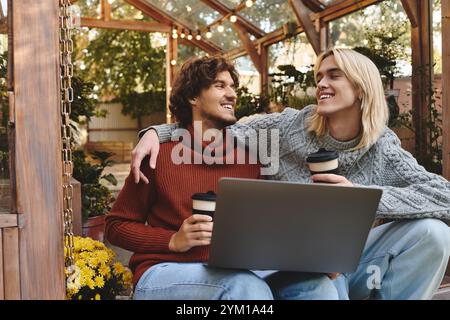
<box><xmin>138</xmin><ymin>123</ymin><xmax>179</xmax><ymax>142</ymax></box>
<box><xmin>160</xmin><ymin>229</ymin><xmax>177</xmax><ymax>252</ymax></box>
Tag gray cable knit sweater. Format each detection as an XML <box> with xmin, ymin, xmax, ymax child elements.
<box><xmin>146</xmin><ymin>105</ymin><xmax>450</xmax><ymax>220</ymax></box>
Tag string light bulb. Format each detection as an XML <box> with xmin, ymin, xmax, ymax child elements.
<box><xmin>172</xmin><ymin>33</ymin><xmax>178</xmax><ymax>39</ymax></box>
<box><xmin>170</xmin><ymin>59</ymin><xmax>177</xmax><ymax>66</ymax></box>
<box><xmin>196</xmin><ymin>33</ymin><xmax>202</xmax><ymax>40</ymax></box>
<box><xmin>206</xmin><ymin>28</ymin><xmax>212</xmax><ymax>38</ymax></box>
<box><xmin>187</xmin><ymin>32</ymin><xmax>193</xmax><ymax>40</ymax></box>
<box><xmin>230</xmin><ymin>15</ymin><xmax>237</xmax><ymax>23</ymax></box>
<box><xmin>217</xmin><ymin>25</ymin><xmax>224</xmax><ymax>33</ymax></box>
<box><xmin>180</xmin><ymin>30</ymin><xmax>186</xmax><ymax>39</ymax></box>
<box><xmin>245</xmin><ymin>0</ymin><xmax>253</xmax><ymax>8</ymax></box>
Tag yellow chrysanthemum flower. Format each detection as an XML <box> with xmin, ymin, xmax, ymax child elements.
<box><xmin>95</xmin><ymin>276</ymin><xmax>105</xmax><ymax>288</ymax></box>
<box><xmin>113</xmin><ymin>262</ymin><xmax>125</xmax><ymax>275</ymax></box>
<box><xmin>65</xmin><ymin>236</ymin><xmax>133</xmax><ymax>300</ymax></box>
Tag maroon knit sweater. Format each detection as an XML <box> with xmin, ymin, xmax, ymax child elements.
<box><xmin>105</xmin><ymin>129</ymin><xmax>260</xmax><ymax>286</ymax></box>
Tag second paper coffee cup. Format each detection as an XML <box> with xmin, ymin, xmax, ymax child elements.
<box><xmin>192</xmin><ymin>191</ymin><xmax>216</xmax><ymax>218</ymax></box>
<box><xmin>306</xmin><ymin>148</ymin><xmax>339</xmax><ymax>175</ymax></box>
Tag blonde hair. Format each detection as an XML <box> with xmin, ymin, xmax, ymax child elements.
<box><xmin>307</xmin><ymin>48</ymin><xmax>389</xmax><ymax>150</ymax></box>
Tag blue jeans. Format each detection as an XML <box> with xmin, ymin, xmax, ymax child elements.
<box><xmin>134</xmin><ymin>218</ymin><xmax>450</xmax><ymax>300</ymax></box>
<box><xmin>133</xmin><ymin>263</ymin><xmax>338</xmax><ymax>300</ymax></box>
<box><xmin>264</xmin><ymin>218</ymin><xmax>450</xmax><ymax>300</ymax></box>
<box><xmin>344</xmin><ymin>218</ymin><xmax>450</xmax><ymax>300</ymax></box>
<box><xmin>133</xmin><ymin>263</ymin><xmax>275</xmax><ymax>300</ymax></box>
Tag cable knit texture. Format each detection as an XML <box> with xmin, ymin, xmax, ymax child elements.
<box><xmin>149</xmin><ymin>105</ymin><xmax>450</xmax><ymax>220</ymax></box>
<box><xmin>105</xmin><ymin>131</ymin><xmax>260</xmax><ymax>286</ymax></box>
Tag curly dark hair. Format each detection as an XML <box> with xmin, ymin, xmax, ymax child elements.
<box><xmin>169</xmin><ymin>56</ymin><xmax>239</xmax><ymax>127</ymax></box>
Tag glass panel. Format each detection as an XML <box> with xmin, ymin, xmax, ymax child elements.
<box><xmin>240</xmin><ymin>0</ymin><xmax>296</xmax><ymax>33</ymax></box>
<box><xmin>207</xmin><ymin>20</ymin><xmax>241</xmax><ymax>52</ymax></box>
<box><xmin>318</xmin><ymin>0</ymin><xmax>348</xmax><ymax>7</ymax></box>
<box><xmin>234</xmin><ymin>55</ymin><xmax>259</xmax><ymax>94</ymax></box>
<box><xmin>1</xmin><ymin>0</ymin><xmax>6</xmax><ymax>17</ymax></box>
<box><xmin>177</xmin><ymin>44</ymin><xmax>204</xmax><ymax>66</ymax></box>
<box><xmin>269</xmin><ymin>33</ymin><xmax>317</xmax><ymax>109</ymax></box>
<box><xmin>145</xmin><ymin>0</ymin><xmax>221</xmax><ymax>31</ymax></box>
<box><xmin>329</xmin><ymin>0</ymin><xmax>411</xmax><ymax>77</ymax></box>
<box><xmin>144</xmin><ymin>1</ymin><xmax>240</xmax><ymax>49</ymax></box>
<box><xmin>433</xmin><ymin>0</ymin><xmax>442</xmax><ymax>74</ymax></box>
<box><xmin>269</xmin><ymin>34</ymin><xmax>316</xmax><ymax>73</ymax></box>
<box><xmin>218</xmin><ymin>0</ymin><xmax>242</xmax><ymax>9</ymax></box>
<box><xmin>111</xmin><ymin>1</ymin><xmax>149</xmax><ymax>20</ymax></box>
<box><xmin>76</xmin><ymin>0</ymin><xmax>101</xmax><ymax>18</ymax></box>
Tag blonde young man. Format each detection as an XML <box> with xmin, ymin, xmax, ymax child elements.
<box><xmin>132</xmin><ymin>48</ymin><xmax>450</xmax><ymax>300</ymax></box>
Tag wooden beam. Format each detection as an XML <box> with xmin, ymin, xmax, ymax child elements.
<box><xmin>443</xmin><ymin>0</ymin><xmax>450</xmax><ymax>180</ymax></box>
<box><xmin>320</xmin><ymin>21</ymin><xmax>330</xmax><ymax>52</ymax></box>
<box><xmin>71</xmin><ymin>178</ymin><xmax>82</xmax><ymax>237</ymax></box>
<box><xmin>311</xmin><ymin>0</ymin><xmax>384</xmax><ymax>23</ymax></box>
<box><xmin>7</xmin><ymin>0</ymin><xmax>15</xmax><ymax>217</ymax></box>
<box><xmin>0</xmin><ymin>229</ymin><xmax>3</xmax><ymax>300</ymax></box>
<box><xmin>80</xmin><ymin>17</ymin><xmax>171</xmax><ymax>33</ymax></box>
<box><xmin>259</xmin><ymin>44</ymin><xmax>269</xmax><ymax>97</ymax></box>
<box><xmin>233</xmin><ymin>25</ymin><xmax>262</xmax><ymax>73</ymax></box>
<box><xmin>410</xmin><ymin>0</ymin><xmax>433</xmax><ymax>165</ymax></box>
<box><xmin>12</xmin><ymin>0</ymin><xmax>65</xmax><ymax>299</ymax></box>
<box><xmin>400</xmin><ymin>0</ymin><xmax>419</xmax><ymax>28</ymax></box>
<box><xmin>289</xmin><ymin>0</ymin><xmax>321</xmax><ymax>55</ymax></box>
<box><xmin>224</xmin><ymin>0</ymin><xmax>382</xmax><ymax>61</ymax></box>
<box><xmin>0</xmin><ymin>22</ymin><xmax>6</xmax><ymax>34</ymax></box>
<box><xmin>0</xmin><ymin>214</ymin><xmax>17</xmax><ymax>228</ymax></box>
<box><xmin>303</xmin><ymin>0</ymin><xmax>326</xmax><ymax>12</ymax></box>
<box><xmin>166</xmin><ymin>34</ymin><xmax>177</xmax><ymax>124</ymax></box>
<box><xmin>3</xmin><ymin>227</ymin><xmax>20</xmax><ymax>299</ymax></box>
<box><xmin>101</xmin><ymin>0</ymin><xmax>112</xmax><ymax>22</ymax></box>
<box><xmin>124</xmin><ymin>0</ymin><xmax>222</xmax><ymax>55</ymax></box>
<box><xmin>224</xmin><ymin>24</ymin><xmax>305</xmax><ymax>60</ymax></box>
<box><xmin>200</xmin><ymin>0</ymin><xmax>265</xmax><ymax>38</ymax></box>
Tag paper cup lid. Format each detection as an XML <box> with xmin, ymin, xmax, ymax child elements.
<box><xmin>192</xmin><ymin>191</ymin><xmax>216</xmax><ymax>201</ymax></box>
<box><xmin>306</xmin><ymin>148</ymin><xmax>339</xmax><ymax>163</ymax></box>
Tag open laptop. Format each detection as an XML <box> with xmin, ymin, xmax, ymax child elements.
<box><xmin>207</xmin><ymin>178</ymin><xmax>382</xmax><ymax>274</ymax></box>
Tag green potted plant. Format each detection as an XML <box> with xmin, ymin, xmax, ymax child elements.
<box><xmin>72</xmin><ymin>150</ymin><xmax>117</xmax><ymax>241</ymax></box>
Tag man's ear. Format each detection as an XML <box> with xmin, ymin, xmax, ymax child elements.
<box><xmin>189</xmin><ymin>98</ymin><xmax>197</xmax><ymax>106</ymax></box>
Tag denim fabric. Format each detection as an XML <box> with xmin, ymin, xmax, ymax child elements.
<box><xmin>346</xmin><ymin>218</ymin><xmax>450</xmax><ymax>300</ymax></box>
<box><xmin>133</xmin><ymin>263</ymin><xmax>274</xmax><ymax>300</ymax></box>
<box><xmin>134</xmin><ymin>219</ymin><xmax>450</xmax><ymax>300</ymax></box>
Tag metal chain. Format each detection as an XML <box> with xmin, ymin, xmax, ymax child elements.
<box><xmin>59</xmin><ymin>0</ymin><xmax>75</xmax><ymax>268</ymax></box>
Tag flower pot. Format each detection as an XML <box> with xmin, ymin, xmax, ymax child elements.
<box><xmin>82</xmin><ymin>215</ymin><xmax>105</xmax><ymax>242</ymax></box>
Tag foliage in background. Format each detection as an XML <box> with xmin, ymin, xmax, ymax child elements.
<box><xmin>331</xmin><ymin>0</ymin><xmax>411</xmax><ymax>62</ymax></box>
<box><xmin>76</xmin><ymin>27</ymin><xmax>166</xmax><ymax>129</ymax></box>
<box><xmin>269</xmin><ymin>64</ymin><xmax>316</xmax><ymax>110</ymax></box>
<box><xmin>393</xmin><ymin>65</ymin><xmax>443</xmax><ymax>174</ymax></box>
<box><xmin>235</xmin><ymin>87</ymin><xmax>265</xmax><ymax>120</ymax></box>
<box><xmin>75</xmin><ymin>0</ymin><xmax>166</xmax><ymax>129</ymax></box>
<box><xmin>65</xmin><ymin>236</ymin><xmax>132</xmax><ymax>300</ymax></box>
<box><xmin>353</xmin><ymin>25</ymin><xmax>409</xmax><ymax>90</ymax></box>
<box><xmin>0</xmin><ymin>52</ymin><xmax>7</xmax><ymax>128</ymax></box>
<box><xmin>72</xmin><ymin>150</ymin><xmax>117</xmax><ymax>221</ymax></box>
<box><xmin>0</xmin><ymin>51</ymin><xmax>8</xmax><ymax>178</ymax></box>
<box><xmin>71</xmin><ymin>76</ymin><xmax>106</xmax><ymax>124</ymax></box>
